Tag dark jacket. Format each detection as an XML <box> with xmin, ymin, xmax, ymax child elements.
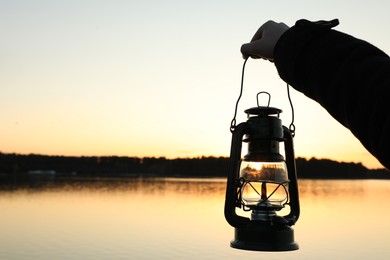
<box><xmin>274</xmin><ymin>19</ymin><xmax>390</xmax><ymax>170</ymax></box>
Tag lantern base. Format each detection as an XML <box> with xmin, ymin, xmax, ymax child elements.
<box><xmin>231</xmin><ymin>224</ymin><xmax>298</xmax><ymax>251</ymax></box>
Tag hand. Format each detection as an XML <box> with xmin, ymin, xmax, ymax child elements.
<box><xmin>241</xmin><ymin>21</ymin><xmax>289</xmax><ymax>61</ymax></box>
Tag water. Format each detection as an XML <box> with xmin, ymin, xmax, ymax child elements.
<box><xmin>1</xmin><ymin>178</ymin><xmax>390</xmax><ymax>260</ymax></box>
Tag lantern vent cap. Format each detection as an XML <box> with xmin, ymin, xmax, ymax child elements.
<box><xmin>245</xmin><ymin>106</ymin><xmax>282</xmax><ymax>117</ymax></box>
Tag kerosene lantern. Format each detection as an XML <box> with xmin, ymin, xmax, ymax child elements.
<box><xmin>224</xmin><ymin>92</ymin><xmax>300</xmax><ymax>251</ymax></box>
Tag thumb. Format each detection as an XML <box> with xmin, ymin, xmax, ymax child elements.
<box><xmin>240</xmin><ymin>40</ymin><xmax>272</xmax><ymax>60</ymax></box>
<box><xmin>240</xmin><ymin>43</ymin><xmax>253</xmax><ymax>59</ymax></box>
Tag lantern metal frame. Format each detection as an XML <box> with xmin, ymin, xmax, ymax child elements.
<box><xmin>224</xmin><ymin>105</ymin><xmax>300</xmax><ymax>251</ymax></box>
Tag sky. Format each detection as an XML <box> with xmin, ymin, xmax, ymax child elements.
<box><xmin>1</xmin><ymin>1</ymin><xmax>389</xmax><ymax>169</ymax></box>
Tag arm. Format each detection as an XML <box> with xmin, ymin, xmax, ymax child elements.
<box><xmin>242</xmin><ymin>19</ymin><xmax>390</xmax><ymax>169</ymax></box>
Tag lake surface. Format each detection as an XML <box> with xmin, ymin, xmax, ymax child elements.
<box><xmin>1</xmin><ymin>178</ymin><xmax>390</xmax><ymax>260</ymax></box>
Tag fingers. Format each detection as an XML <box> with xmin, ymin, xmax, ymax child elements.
<box><xmin>240</xmin><ymin>20</ymin><xmax>289</xmax><ymax>61</ymax></box>
<box><xmin>241</xmin><ymin>39</ymin><xmax>273</xmax><ymax>60</ymax></box>
<box><xmin>241</xmin><ymin>41</ymin><xmax>267</xmax><ymax>60</ymax></box>
<box><xmin>241</xmin><ymin>21</ymin><xmax>277</xmax><ymax>59</ymax></box>
<box><xmin>249</xmin><ymin>20</ymin><xmax>277</xmax><ymax>42</ymax></box>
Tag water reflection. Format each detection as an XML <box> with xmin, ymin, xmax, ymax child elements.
<box><xmin>0</xmin><ymin>177</ymin><xmax>227</xmax><ymax>195</ymax></box>
<box><xmin>2</xmin><ymin>177</ymin><xmax>379</xmax><ymax>197</ymax></box>
<box><xmin>0</xmin><ymin>178</ymin><xmax>389</xmax><ymax>260</ymax></box>
<box><xmin>299</xmin><ymin>179</ymin><xmax>366</xmax><ymax>197</ymax></box>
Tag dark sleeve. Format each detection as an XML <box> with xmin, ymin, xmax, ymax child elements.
<box><xmin>274</xmin><ymin>19</ymin><xmax>390</xmax><ymax>170</ymax></box>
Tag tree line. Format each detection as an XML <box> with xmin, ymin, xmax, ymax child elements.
<box><xmin>0</xmin><ymin>152</ymin><xmax>388</xmax><ymax>179</ymax></box>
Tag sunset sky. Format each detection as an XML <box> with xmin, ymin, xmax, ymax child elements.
<box><xmin>1</xmin><ymin>1</ymin><xmax>389</xmax><ymax>169</ymax></box>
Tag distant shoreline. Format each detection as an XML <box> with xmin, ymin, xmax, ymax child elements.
<box><xmin>0</xmin><ymin>152</ymin><xmax>389</xmax><ymax>180</ymax></box>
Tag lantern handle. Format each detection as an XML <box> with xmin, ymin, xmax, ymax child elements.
<box><xmin>230</xmin><ymin>58</ymin><xmax>249</xmax><ymax>133</ymax></box>
<box><xmin>256</xmin><ymin>91</ymin><xmax>271</xmax><ymax>107</ymax></box>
